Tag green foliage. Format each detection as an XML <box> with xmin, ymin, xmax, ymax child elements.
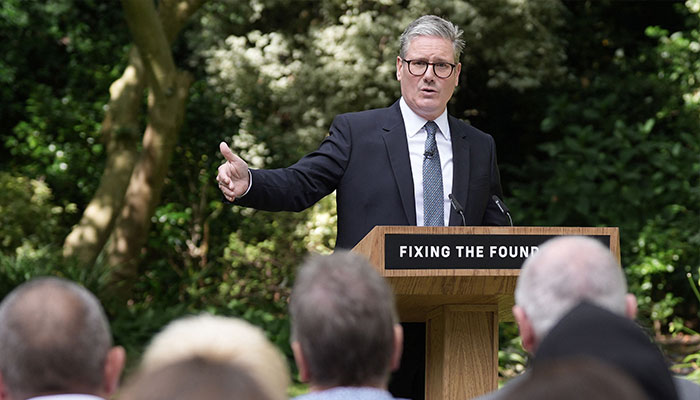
<box><xmin>497</xmin><ymin>322</ymin><xmax>528</xmax><ymax>385</ymax></box>
<box><xmin>3</xmin><ymin>0</ymin><xmax>699</xmax><ymax>384</ymax></box>
<box><xmin>0</xmin><ymin>0</ymin><xmax>128</xmax><ymax>213</ymax></box>
<box><xmin>507</xmin><ymin>1</ymin><xmax>700</xmax><ymax>331</ymax></box>
<box><xmin>0</xmin><ymin>173</ymin><xmax>73</xmax><ymax>253</ymax></box>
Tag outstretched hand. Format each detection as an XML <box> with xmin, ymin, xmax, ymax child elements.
<box><xmin>217</xmin><ymin>142</ymin><xmax>250</xmax><ymax>202</ymax></box>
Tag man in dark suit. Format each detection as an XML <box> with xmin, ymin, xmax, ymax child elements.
<box><xmin>216</xmin><ymin>14</ymin><xmax>507</xmax><ymax>249</ymax></box>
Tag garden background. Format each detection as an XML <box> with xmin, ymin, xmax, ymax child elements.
<box><xmin>1</xmin><ymin>0</ymin><xmax>699</xmax><ymax>389</ymax></box>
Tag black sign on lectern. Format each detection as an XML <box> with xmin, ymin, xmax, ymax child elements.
<box><xmin>384</xmin><ymin>234</ymin><xmax>610</xmax><ymax>270</ymax></box>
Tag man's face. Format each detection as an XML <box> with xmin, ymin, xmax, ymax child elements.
<box><xmin>396</xmin><ymin>35</ymin><xmax>461</xmax><ymax>121</ymax></box>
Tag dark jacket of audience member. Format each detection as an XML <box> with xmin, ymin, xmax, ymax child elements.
<box><xmin>500</xmin><ymin>357</ymin><xmax>650</xmax><ymax>400</ymax></box>
<box><xmin>533</xmin><ymin>301</ymin><xmax>677</xmax><ymax>400</ymax></box>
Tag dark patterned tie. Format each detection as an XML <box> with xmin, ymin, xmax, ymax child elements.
<box><xmin>423</xmin><ymin>121</ymin><xmax>443</xmax><ymax>226</ymax></box>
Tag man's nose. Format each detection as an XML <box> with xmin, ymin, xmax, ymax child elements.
<box><xmin>422</xmin><ymin>65</ymin><xmax>436</xmax><ymax>81</ymax></box>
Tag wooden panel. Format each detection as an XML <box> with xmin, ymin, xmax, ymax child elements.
<box><xmin>426</xmin><ymin>305</ymin><xmax>498</xmax><ymax>400</ymax></box>
<box><xmin>425</xmin><ymin>311</ymin><xmax>446</xmax><ymax>400</ymax></box>
<box><xmin>395</xmin><ymin>295</ymin><xmax>515</xmax><ymax>323</ymax></box>
<box><xmin>353</xmin><ymin>225</ymin><xmax>620</xmax><ymax>400</ymax></box>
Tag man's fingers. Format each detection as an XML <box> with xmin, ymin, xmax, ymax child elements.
<box><xmin>219</xmin><ymin>141</ymin><xmax>238</xmax><ymax>163</ymax></box>
<box><xmin>217</xmin><ymin>166</ymin><xmax>236</xmax><ymax>190</ymax></box>
<box><xmin>219</xmin><ymin>184</ymin><xmax>236</xmax><ymax>199</ymax></box>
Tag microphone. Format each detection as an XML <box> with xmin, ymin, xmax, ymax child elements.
<box><xmin>492</xmin><ymin>195</ymin><xmax>513</xmax><ymax>227</ymax></box>
<box><xmin>424</xmin><ymin>150</ymin><xmax>434</xmax><ymax>159</ymax></box>
<box><xmin>448</xmin><ymin>194</ymin><xmax>466</xmax><ymax>226</ymax></box>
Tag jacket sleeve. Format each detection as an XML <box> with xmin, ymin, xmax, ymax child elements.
<box><xmin>233</xmin><ymin>114</ymin><xmax>352</xmax><ymax>212</ymax></box>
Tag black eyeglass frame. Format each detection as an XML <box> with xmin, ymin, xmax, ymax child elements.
<box><xmin>401</xmin><ymin>58</ymin><xmax>457</xmax><ymax>79</ymax></box>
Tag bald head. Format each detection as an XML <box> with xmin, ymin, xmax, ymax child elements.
<box><xmin>514</xmin><ymin>236</ymin><xmax>628</xmax><ymax>342</ymax></box>
<box><xmin>0</xmin><ymin>277</ymin><xmax>122</xmax><ymax>399</ymax></box>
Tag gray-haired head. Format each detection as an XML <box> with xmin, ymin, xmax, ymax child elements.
<box><xmin>290</xmin><ymin>251</ymin><xmax>398</xmax><ymax>388</ymax></box>
<box><xmin>0</xmin><ymin>277</ymin><xmax>113</xmax><ymax>399</ymax></box>
<box><xmin>399</xmin><ymin>15</ymin><xmax>466</xmax><ymax>61</ymax></box>
<box><xmin>515</xmin><ymin>236</ymin><xmax>628</xmax><ymax>340</ymax></box>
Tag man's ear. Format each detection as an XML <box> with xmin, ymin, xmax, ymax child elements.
<box><xmin>513</xmin><ymin>305</ymin><xmax>537</xmax><ymax>353</ymax></box>
<box><xmin>390</xmin><ymin>324</ymin><xmax>404</xmax><ymax>372</ymax></box>
<box><xmin>102</xmin><ymin>346</ymin><xmax>126</xmax><ymax>397</ymax></box>
<box><xmin>396</xmin><ymin>56</ymin><xmax>403</xmax><ymax>81</ymax></box>
<box><xmin>292</xmin><ymin>341</ymin><xmax>310</xmax><ymax>383</ymax></box>
<box><xmin>625</xmin><ymin>293</ymin><xmax>638</xmax><ymax>320</ymax></box>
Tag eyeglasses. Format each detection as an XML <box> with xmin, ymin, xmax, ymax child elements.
<box><xmin>401</xmin><ymin>58</ymin><xmax>456</xmax><ymax>79</ymax></box>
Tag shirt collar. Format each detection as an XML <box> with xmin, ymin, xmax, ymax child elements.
<box><xmin>399</xmin><ymin>97</ymin><xmax>450</xmax><ymax>141</ymax></box>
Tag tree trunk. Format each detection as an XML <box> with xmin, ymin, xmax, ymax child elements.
<box><xmin>62</xmin><ymin>48</ymin><xmax>144</xmax><ymax>266</ymax></box>
<box><xmin>62</xmin><ymin>0</ymin><xmax>205</xmax><ymax>286</ymax></box>
<box><xmin>104</xmin><ymin>0</ymin><xmax>197</xmax><ymax>296</ymax></box>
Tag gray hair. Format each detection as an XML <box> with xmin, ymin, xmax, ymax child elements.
<box><xmin>0</xmin><ymin>277</ymin><xmax>113</xmax><ymax>398</ymax></box>
<box><xmin>289</xmin><ymin>251</ymin><xmax>398</xmax><ymax>388</ymax></box>
<box><xmin>399</xmin><ymin>15</ymin><xmax>466</xmax><ymax>61</ymax></box>
<box><xmin>515</xmin><ymin>236</ymin><xmax>628</xmax><ymax>340</ymax></box>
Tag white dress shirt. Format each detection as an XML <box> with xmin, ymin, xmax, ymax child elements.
<box><xmin>399</xmin><ymin>97</ymin><xmax>453</xmax><ymax>226</ymax></box>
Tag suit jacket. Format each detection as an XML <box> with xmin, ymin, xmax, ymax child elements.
<box><xmin>236</xmin><ymin>100</ymin><xmax>507</xmax><ymax>249</ymax></box>
<box><xmin>473</xmin><ymin>371</ymin><xmax>698</xmax><ymax>400</ymax></box>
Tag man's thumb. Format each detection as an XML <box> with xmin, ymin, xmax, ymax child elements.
<box><xmin>219</xmin><ymin>142</ymin><xmax>237</xmax><ymax>163</ymax></box>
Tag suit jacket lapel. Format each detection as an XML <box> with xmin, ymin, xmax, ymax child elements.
<box><xmin>383</xmin><ymin>101</ymin><xmax>417</xmax><ymax>225</ymax></box>
<box><xmin>448</xmin><ymin>115</ymin><xmax>471</xmax><ymax>226</ymax></box>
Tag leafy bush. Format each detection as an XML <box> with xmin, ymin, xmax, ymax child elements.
<box><xmin>0</xmin><ymin>173</ymin><xmax>71</xmax><ymax>253</ymax></box>
<box><xmin>507</xmin><ymin>3</ymin><xmax>700</xmax><ymax>332</ymax></box>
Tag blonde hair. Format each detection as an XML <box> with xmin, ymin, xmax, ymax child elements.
<box><xmin>140</xmin><ymin>314</ymin><xmax>289</xmax><ymax>400</ymax></box>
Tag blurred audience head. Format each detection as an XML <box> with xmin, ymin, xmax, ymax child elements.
<box><xmin>514</xmin><ymin>235</ymin><xmax>635</xmax><ymax>351</ymax></box>
<box><xmin>289</xmin><ymin>251</ymin><xmax>402</xmax><ymax>390</ymax></box>
<box><xmin>139</xmin><ymin>313</ymin><xmax>289</xmax><ymax>400</ymax></box>
<box><xmin>0</xmin><ymin>277</ymin><xmax>125</xmax><ymax>400</ymax></box>
<box><xmin>501</xmin><ymin>357</ymin><xmax>649</xmax><ymax>400</ymax></box>
<box><xmin>121</xmin><ymin>356</ymin><xmax>275</xmax><ymax>400</ymax></box>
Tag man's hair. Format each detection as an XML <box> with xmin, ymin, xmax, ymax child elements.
<box><xmin>515</xmin><ymin>236</ymin><xmax>628</xmax><ymax>339</ymax></box>
<box><xmin>121</xmin><ymin>356</ymin><xmax>275</xmax><ymax>400</ymax></box>
<box><xmin>140</xmin><ymin>314</ymin><xmax>289</xmax><ymax>400</ymax></box>
<box><xmin>399</xmin><ymin>15</ymin><xmax>465</xmax><ymax>61</ymax></box>
<box><xmin>0</xmin><ymin>277</ymin><xmax>113</xmax><ymax>398</ymax></box>
<box><xmin>290</xmin><ymin>251</ymin><xmax>398</xmax><ymax>388</ymax></box>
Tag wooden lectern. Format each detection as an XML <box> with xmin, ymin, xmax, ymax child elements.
<box><xmin>352</xmin><ymin>226</ymin><xmax>620</xmax><ymax>400</ymax></box>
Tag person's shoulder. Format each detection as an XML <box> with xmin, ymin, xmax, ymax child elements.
<box><xmin>448</xmin><ymin>115</ymin><xmax>493</xmax><ymax>140</ymax></box>
<box><xmin>471</xmin><ymin>372</ymin><xmax>527</xmax><ymax>400</ymax></box>
<box><xmin>292</xmin><ymin>387</ymin><xmax>398</xmax><ymax>400</ymax></box>
<box><xmin>674</xmin><ymin>375</ymin><xmax>700</xmax><ymax>400</ymax></box>
<box><xmin>334</xmin><ymin>102</ymin><xmax>399</xmax><ymax>123</ymax></box>
<box><xmin>26</xmin><ymin>395</ymin><xmax>105</xmax><ymax>400</ymax></box>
